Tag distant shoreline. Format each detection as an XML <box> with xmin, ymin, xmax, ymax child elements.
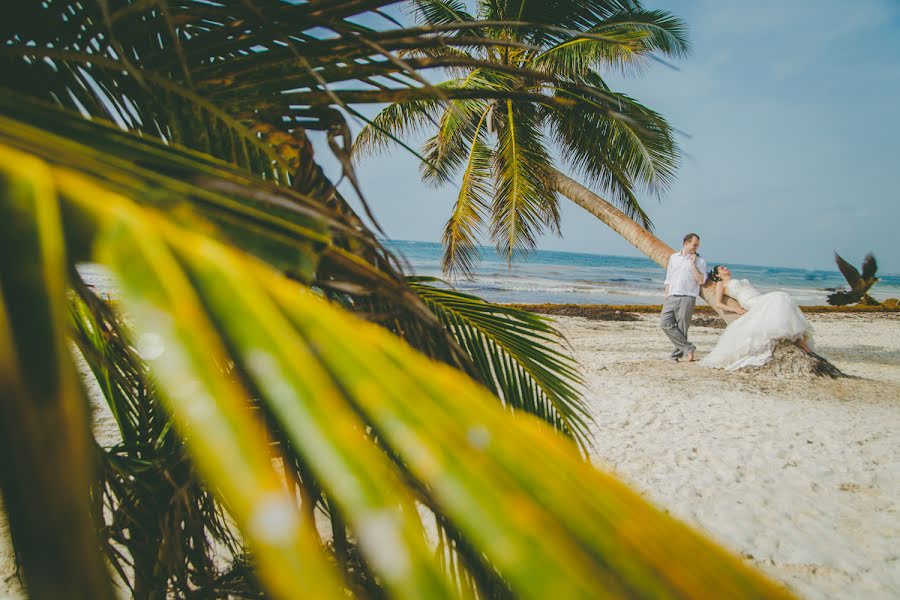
<box><xmin>503</xmin><ymin>302</ymin><xmax>900</xmax><ymax>319</ymax></box>
<box><xmin>382</xmin><ymin>241</ymin><xmax>900</xmax><ymax>306</ymax></box>
<box><xmin>385</xmin><ymin>239</ymin><xmax>900</xmax><ymax>277</ymax></box>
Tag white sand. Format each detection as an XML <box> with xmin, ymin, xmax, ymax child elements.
<box><xmin>555</xmin><ymin>312</ymin><xmax>900</xmax><ymax>599</ymax></box>
<box><xmin>2</xmin><ymin>313</ymin><xmax>899</xmax><ymax>598</ymax></box>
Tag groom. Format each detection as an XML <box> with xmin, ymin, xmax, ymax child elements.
<box><xmin>661</xmin><ymin>233</ymin><xmax>707</xmax><ymax>362</ymax></box>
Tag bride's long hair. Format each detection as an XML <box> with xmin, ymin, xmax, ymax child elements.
<box><xmin>708</xmin><ymin>265</ymin><xmax>725</xmax><ymax>282</ymax></box>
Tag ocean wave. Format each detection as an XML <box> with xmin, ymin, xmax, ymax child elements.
<box><xmin>453</xmin><ymin>276</ymin><xmax>663</xmax><ymax>297</ymax></box>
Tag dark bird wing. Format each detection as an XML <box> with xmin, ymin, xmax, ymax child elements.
<box><xmin>861</xmin><ymin>253</ymin><xmax>878</xmax><ymax>280</ymax></box>
<box><xmin>834</xmin><ymin>253</ymin><xmax>861</xmax><ymax>287</ymax></box>
<box><xmin>827</xmin><ymin>290</ymin><xmax>858</xmax><ymax>306</ymax></box>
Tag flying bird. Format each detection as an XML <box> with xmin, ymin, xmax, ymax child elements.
<box><xmin>827</xmin><ymin>253</ymin><xmax>879</xmax><ymax>306</ymax></box>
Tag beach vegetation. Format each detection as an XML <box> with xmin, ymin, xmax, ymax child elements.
<box><xmin>1</xmin><ymin>1</ymin><xmax>793</xmax><ymax>598</ymax></box>
<box><xmin>354</xmin><ymin>0</ymin><xmax>689</xmax><ymax>279</ymax></box>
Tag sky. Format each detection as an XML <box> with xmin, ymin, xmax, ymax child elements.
<box><xmin>313</xmin><ymin>0</ymin><xmax>900</xmax><ymax>273</ymax></box>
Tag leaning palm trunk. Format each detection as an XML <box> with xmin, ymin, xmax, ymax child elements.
<box><xmin>551</xmin><ymin>170</ymin><xmax>740</xmax><ymax>323</ymax></box>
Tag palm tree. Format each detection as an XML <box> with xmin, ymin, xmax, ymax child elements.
<box><xmin>354</xmin><ymin>0</ymin><xmax>690</xmax><ymax>276</ymax></box>
<box><xmin>1</xmin><ymin>1</ymin><xmax>791</xmax><ymax>598</ymax></box>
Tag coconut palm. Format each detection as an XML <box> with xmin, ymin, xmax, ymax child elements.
<box><xmin>354</xmin><ymin>0</ymin><xmax>691</xmax><ymax>277</ymax></box>
<box><xmin>1</xmin><ymin>1</ymin><xmax>792</xmax><ymax>598</ymax></box>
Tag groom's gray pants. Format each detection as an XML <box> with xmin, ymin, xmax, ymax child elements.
<box><xmin>660</xmin><ymin>295</ymin><xmax>696</xmax><ymax>358</ymax></box>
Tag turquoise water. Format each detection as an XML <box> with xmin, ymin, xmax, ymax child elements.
<box><xmin>76</xmin><ymin>239</ymin><xmax>900</xmax><ymax>306</ymax></box>
<box><xmin>385</xmin><ymin>239</ymin><xmax>900</xmax><ymax>306</ymax></box>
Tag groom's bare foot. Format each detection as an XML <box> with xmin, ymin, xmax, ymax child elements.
<box><xmin>683</xmin><ymin>352</ymin><xmax>696</xmax><ymax>363</ymax></box>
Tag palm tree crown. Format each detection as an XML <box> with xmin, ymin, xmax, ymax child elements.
<box><xmin>355</xmin><ymin>0</ymin><xmax>689</xmax><ymax>277</ymax></box>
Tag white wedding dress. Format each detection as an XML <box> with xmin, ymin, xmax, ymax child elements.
<box><xmin>700</xmin><ymin>278</ymin><xmax>815</xmax><ymax>371</ymax></box>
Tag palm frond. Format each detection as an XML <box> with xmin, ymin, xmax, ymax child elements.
<box><xmin>547</xmin><ymin>79</ymin><xmax>678</xmax><ymax>223</ymax></box>
<box><xmin>601</xmin><ymin>9</ymin><xmax>691</xmax><ymax>59</ymax></box>
<box><xmin>1</xmin><ymin>86</ymin><xmax>592</xmax><ymax>459</ymax></box>
<box><xmin>0</xmin><ymin>45</ymin><xmax>293</xmax><ymax>181</ymax></box>
<box><xmin>0</xmin><ymin>122</ymin><xmax>795</xmax><ymax>600</ymax></box>
<box><xmin>352</xmin><ymin>96</ymin><xmax>443</xmax><ymax>160</ymax></box>
<box><xmin>440</xmin><ymin>106</ymin><xmax>494</xmax><ymax>278</ymax></box>
<box><xmin>3</xmin><ymin>0</ymin><xmax>586</xmax><ymax>190</ymax></box>
<box><xmin>421</xmin><ymin>95</ymin><xmax>491</xmax><ymax>185</ymax></box>
<box><xmin>0</xmin><ymin>145</ymin><xmax>115</xmax><ymax>599</ymax></box>
<box><xmin>70</xmin><ymin>280</ymin><xmax>242</xmax><ymax>597</ymax></box>
<box><xmin>157</xmin><ymin>221</ymin><xmax>461</xmax><ymax>600</ymax></box>
<box><xmin>534</xmin><ymin>28</ymin><xmax>656</xmax><ymax>77</ymax></box>
<box><xmin>408</xmin><ymin>278</ymin><xmax>594</xmax><ymax>453</ymax></box>
<box><xmin>480</xmin><ymin>0</ymin><xmax>641</xmax><ymax>43</ymax></box>
<box><xmin>0</xmin><ymin>90</ymin><xmax>330</xmax><ymax>269</ymax></box>
<box><xmin>533</xmin><ymin>8</ymin><xmax>689</xmax><ymax>75</ymax></box>
<box><xmin>411</xmin><ymin>0</ymin><xmax>477</xmax><ymax>26</ymax></box>
<box><xmin>0</xmin><ymin>89</ymin><xmax>486</xmax><ymax>384</ymax></box>
<box><xmin>69</xmin><ymin>176</ymin><xmax>351</xmax><ymax>600</ymax></box>
<box><xmin>490</xmin><ymin>100</ymin><xmax>558</xmax><ymax>264</ymax></box>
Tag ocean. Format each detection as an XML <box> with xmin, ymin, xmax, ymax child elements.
<box><xmin>384</xmin><ymin>239</ymin><xmax>900</xmax><ymax>306</ymax></box>
<box><xmin>76</xmin><ymin>239</ymin><xmax>900</xmax><ymax>306</ymax></box>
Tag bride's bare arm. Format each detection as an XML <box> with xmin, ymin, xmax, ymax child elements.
<box><xmin>715</xmin><ymin>282</ymin><xmax>747</xmax><ymax>314</ymax></box>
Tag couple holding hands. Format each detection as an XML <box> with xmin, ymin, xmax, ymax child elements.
<box><xmin>661</xmin><ymin>233</ymin><xmax>814</xmax><ymax>370</ymax></box>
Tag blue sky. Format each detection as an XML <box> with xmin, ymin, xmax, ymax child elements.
<box><xmin>315</xmin><ymin>0</ymin><xmax>900</xmax><ymax>272</ymax></box>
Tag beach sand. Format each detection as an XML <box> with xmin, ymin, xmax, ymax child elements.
<box><xmin>2</xmin><ymin>312</ymin><xmax>899</xmax><ymax>598</ymax></box>
<box><xmin>554</xmin><ymin>311</ymin><xmax>900</xmax><ymax>599</ymax></box>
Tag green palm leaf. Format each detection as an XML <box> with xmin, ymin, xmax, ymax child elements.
<box><xmin>533</xmin><ymin>9</ymin><xmax>689</xmax><ymax>77</ymax></box>
<box><xmin>421</xmin><ymin>94</ymin><xmax>491</xmax><ymax>185</ymax></box>
<box><xmin>0</xmin><ymin>145</ymin><xmax>115</xmax><ymax>600</ymax></box>
<box><xmin>73</xmin><ymin>178</ymin><xmax>350</xmax><ymax>600</ymax></box>
<box><xmin>3</xmin><ymin>0</ymin><xmax>580</xmax><ymax>190</ymax></box>
<box><xmin>549</xmin><ymin>77</ymin><xmax>678</xmax><ymax>196</ymax></box>
<box><xmin>407</xmin><ymin>277</ymin><xmax>593</xmax><ymax>453</ymax></box>
<box><xmin>70</xmin><ymin>281</ymin><xmax>241</xmax><ymax>596</ymax></box>
<box><xmin>0</xmin><ymin>142</ymin><xmax>797</xmax><ymax>599</ymax></box>
<box><xmin>491</xmin><ymin>100</ymin><xmax>558</xmax><ymax>265</ymax></box>
<box><xmin>480</xmin><ymin>0</ymin><xmax>642</xmax><ymax>44</ymax></box>
<box><xmin>440</xmin><ymin>105</ymin><xmax>494</xmax><ymax>277</ymax></box>
<box><xmin>0</xmin><ymin>45</ymin><xmax>293</xmax><ymax>181</ymax></box>
<box><xmin>352</xmin><ymin>96</ymin><xmax>444</xmax><ymax>160</ymax></box>
<box><xmin>411</xmin><ymin>0</ymin><xmax>476</xmax><ymax>26</ymax></box>
<box><xmin>0</xmin><ymin>90</ymin><xmax>489</xmax><ymax>387</ymax></box>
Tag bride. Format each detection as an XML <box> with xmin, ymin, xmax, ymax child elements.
<box><xmin>700</xmin><ymin>265</ymin><xmax>815</xmax><ymax>370</ymax></box>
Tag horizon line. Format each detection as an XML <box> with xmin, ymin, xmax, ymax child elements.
<box><xmin>381</xmin><ymin>238</ymin><xmax>899</xmax><ymax>278</ymax></box>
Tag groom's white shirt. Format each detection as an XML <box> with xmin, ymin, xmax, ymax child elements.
<box><xmin>664</xmin><ymin>252</ymin><xmax>707</xmax><ymax>297</ymax></box>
